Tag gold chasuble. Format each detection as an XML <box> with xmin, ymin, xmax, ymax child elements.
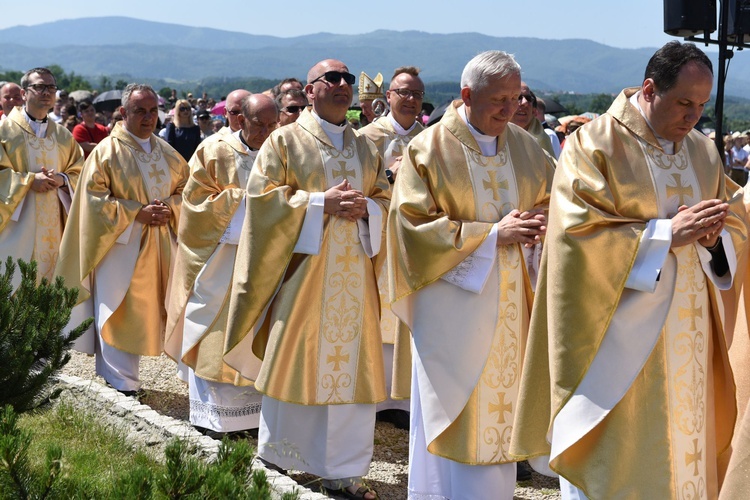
<box><xmin>224</xmin><ymin>109</ymin><xmax>390</xmax><ymax>406</ymax></box>
<box><xmin>359</xmin><ymin>116</ymin><xmax>423</xmax><ymax>399</ymax></box>
<box><xmin>0</xmin><ymin>107</ymin><xmax>83</xmax><ymax>283</ymax></box>
<box><xmin>55</xmin><ymin>123</ymin><xmax>188</xmax><ymax>355</ymax></box>
<box><xmin>525</xmin><ymin>116</ymin><xmax>556</xmax><ymax>159</ymax></box>
<box><xmin>165</xmin><ymin>132</ymin><xmax>255</xmax><ymax>386</ymax></box>
<box><xmin>510</xmin><ymin>89</ymin><xmax>747</xmax><ymax>499</ymax></box>
<box><xmin>388</xmin><ymin>102</ymin><xmax>553</xmax><ymax>464</ymax></box>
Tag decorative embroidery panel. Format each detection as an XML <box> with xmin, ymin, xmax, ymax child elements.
<box><xmin>26</xmin><ymin>134</ymin><xmax>61</xmax><ymax>280</ymax></box>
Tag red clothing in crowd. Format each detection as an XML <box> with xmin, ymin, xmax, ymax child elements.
<box><xmin>72</xmin><ymin>122</ymin><xmax>109</xmax><ymax>158</ymax></box>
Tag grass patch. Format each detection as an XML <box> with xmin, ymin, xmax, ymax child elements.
<box><xmin>17</xmin><ymin>402</ymin><xmax>163</xmax><ymax>495</ymax></box>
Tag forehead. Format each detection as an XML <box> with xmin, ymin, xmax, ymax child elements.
<box><xmin>520</xmin><ymin>82</ymin><xmax>530</xmax><ymax>93</ymax></box>
<box><xmin>662</xmin><ymin>62</ymin><xmax>713</xmax><ymax>98</ymax></box>
<box><xmin>282</xmin><ymin>94</ymin><xmax>306</xmax><ymax>106</ymax></box>
<box><xmin>319</xmin><ymin>60</ymin><xmax>348</xmax><ymax>74</ymax></box>
<box><xmin>391</xmin><ymin>73</ymin><xmax>424</xmax><ymax>90</ymax></box>
<box><xmin>27</xmin><ymin>72</ymin><xmax>55</xmax><ymax>84</ymax></box>
<box><xmin>477</xmin><ymin>72</ymin><xmax>522</xmax><ymax>96</ymax></box>
<box><xmin>129</xmin><ymin>91</ymin><xmax>158</xmax><ymax>108</ymax></box>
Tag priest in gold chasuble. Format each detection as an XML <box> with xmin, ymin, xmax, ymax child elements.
<box><xmin>165</xmin><ymin>94</ymin><xmax>278</xmax><ymax>436</ymax></box>
<box><xmin>55</xmin><ymin>84</ymin><xmax>188</xmax><ymax>394</ymax></box>
<box><xmin>510</xmin><ymin>42</ymin><xmax>748</xmax><ymax>500</ymax></box>
<box><xmin>388</xmin><ymin>51</ymin><xmax>554</xmax><ymax>500</ymax></box>
<box><xmin>224</xmin><ymin>60</ymin><xmax>389</xmax><ymax>499</ymax></box>
<box><xmin>359</xmin><ymin>66</ymin><xmax>425</xmax><ymax>427</ymax></box>
<box><xmin>0</xmin><ymin>68</ymin><xmax>83</xmax><ymax>289</ymax></box>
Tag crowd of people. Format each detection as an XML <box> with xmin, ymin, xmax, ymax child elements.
<box><xmin>2</xmin><ymin>39</ymin><xmax>750</xmax><ymax>500</ymax></box>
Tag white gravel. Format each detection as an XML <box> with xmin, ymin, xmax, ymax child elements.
<box><xmin>61</xmin><ymin>351</ymin><xmax>560</xmax><ymax>499</ymax></box>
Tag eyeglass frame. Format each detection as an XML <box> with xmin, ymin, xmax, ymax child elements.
<box><xmin>309</xmin><ymin>71</ymin><xmax>356</xmax><ymax>86</ymax></box>
<box><xmin>390</xmin><ymin>88</ymin><xmax>425</xmax><ymax>100</ymax></box>
<box><xmin>282</xmin><ymin>105</ymin><xmax>307</xmax><ymax>114</ymax></box>
<box><xmin>518</xmin><ymin>94</ymin><xmax>537</xmax><ymax>106</ymax></box>
<box><xmin>25</xmin><ymin>83</ymin><xmax>58</xmax><ymax>94</ymax></box>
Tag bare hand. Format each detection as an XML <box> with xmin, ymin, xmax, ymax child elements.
<box><xmin>671</xmin><ymin>199</ymin><xmax>727</xmax><ymax>248</ymax></box>
<box><xmin>496</xmin><ymin>209</ymin><xmax>547</xmax><ymax>247</ymax></box>
<box><xmin>42</xmin><ymin>168</ymin><xmax>65</xmax><ymax>188</ymax></box>
<box><xmin>388</xmin><ymin>157</ymin><xmax>403</xmax><ymax>178</ymax></box>
<box><xmin>324</xmin><ymin>180</ymin><xmax>368</xmax><ymax>222</ymax></box>
<box><xmin>30</xmin><ymin>171</ymin><xmax>56</xmax><ymax>192</ymax></box>
<box><xmin>136</xmin><ymin>199</ymin><xmax>172</xmax><ymax>226</ymax></box>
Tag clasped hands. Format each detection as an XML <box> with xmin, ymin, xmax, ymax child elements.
<box><xmin>31</xmin><ymin>167</ymin><xmax>65</xmax><ymax>192</ymax></box>
<box><xmin>496</xmin><ymin>209</ymin><xmax>547</xmax><ymax>248</ymax></box>
<box><xmin>136</xmin><ymin>199</ymin><xmax>172</xmax><ymax>226</ymax></box>
<box><xmin>324</xmin><ymin>179</ymin><xmax>368</xmax><ymax>222</ymax></box>
<box><xmin>671</xmin><ymin>199</ymin><xmax>727</xmax><ymax>248</ymax></box>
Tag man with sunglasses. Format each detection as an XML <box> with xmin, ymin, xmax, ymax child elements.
<box><xmin>165</xmin><ymin>94</ymin><xmax>278</xmax><ymax>439</ymax></box>
<box><xmin>275</xmin><ymin>88</ymin><xmax>308</xmax><ymax>127</ymax></box>
<box><xmin>214</xmin><ymin>89</ymin><xmax>250</xmax><ymax>137</ymax></box>
<box><xmin>359</xmin><ymin>66</ymin><xmax>425</xmax><ymax>432</ymax></box>
<box><xmin>0</xmin><ymin>67</ymin><xmax>83</xmax><ymax>290</ymax></box>
<box><xmin>510</xmin><ymin>82</ymin><xmax>556</xmax><ymax>158</ymax></box>
<box><xmin>225</xmin><ymin>59</ymin><xmax>389</xmax><ymax>500</ymax></box>
<box><xmin>388</xmin><ymin>50</ymin><xmax>554</xmax><ymax>499</ymax></box>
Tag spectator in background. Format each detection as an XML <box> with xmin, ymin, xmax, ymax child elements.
<box><xmin>271</xmin><ymin>77</ymin><xmax>303</xmax><ymax>97</ymax></box>
<box><xmin>211</xmin><ymin>118</ymin><xmax>223</xmax><ymax>134</ymax></box>
<box><xmin>275</xmin><ymin>88</ymin><xmax>308</xmax><ymax>127</ymax></box>
<box><xmin>64</xmin><ymin>115</ymin><xmax>78</xmax><ymax>133</ymax></box>
<box><xmin>48</xmin><ymin>98</ymin><xmax>64</xmax><ymax>124</ymax></box>
<box><xmin>0</xmin><ymin>82</ymin><xmax>23</xmax><ymax>122</ymax></box>
<box><xmin>72</xmin><ymin>101</ymin><xmax>109</xmax><ymax>159</ymax></box>
<box><xmin>535</xmin><ymin>97</ymin><xmax>562</xmax><ymax>159</ymax></box>
<box><xmin>196</xmin><ymin>110</ymin><xmax>213</xmax><ymax>139</ymax></box>
<box><xmin>164</xmin><ymin>99</ymin><xmax>202</xmax><ymax>161</ymax></box>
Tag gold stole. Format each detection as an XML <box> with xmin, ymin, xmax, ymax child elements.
<box><xmin>429</xmin><ymin>142</ymin><xmax>525</xmax><ymax>464</ymax></box>
<box><xmin>25</xmin><ymin>133</ymin><xmax>62</xmax><ymax>280</ymax></box>
<box><xmin>642</xmin><ymin>138</ymin><xmax>711</xmax><ymax>497</ymax></box>
<box><xmin>315</xmin><ymin>140</ymin><xmax>366</xmax><ymax>404</ymax></box>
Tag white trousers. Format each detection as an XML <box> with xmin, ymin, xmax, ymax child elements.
<box><xmin>95</xmin><ymin>331</ymin><xmax>140</xmax><ymax>391</ymax></box>
<box><xmin>188</xmin><ymin>369</ymin><xmax>262</xmax><ymax>432</ymax></box>
<box><xmin>375</xmin><ymin>343</ymin><xmax>410</xmax><ymax>413</ymax></box>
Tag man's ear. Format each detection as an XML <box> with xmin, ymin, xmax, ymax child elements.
<box><xmin>460</xmin><ymin>87</ymin><xmax>471</xmax><ymax>106</ymax></box>
<box><xmin>642</xmin><ymin>78</ymin><xmax>657</xmax><ymax>102</ymax></box>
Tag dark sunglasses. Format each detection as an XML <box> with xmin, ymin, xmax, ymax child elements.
<box><xmin>310</xmin><ymin>71</ymin><xmax>356</xmax><ymax>86</ymax></box>
<box><xmin>282</xmin><ymin>105</ymin><xmax>307</xmax><ymax>114</ymax></box>
<box><xmin>179</xmin><ymin>106</ymin><xmax>191</xmax><ymax>112</ymax></box>
<box><xmin>518</xmin><ymin>94</ymin><xmax>536</xmax><ymax>105</ymax></box>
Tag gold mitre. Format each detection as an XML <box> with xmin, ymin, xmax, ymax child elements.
<box><xmin>358</xmin><ymin>72</ymin><xmax>384</xmax><ymax>101</ymax></box>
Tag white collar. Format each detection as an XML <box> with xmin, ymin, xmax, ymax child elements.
<box><xmin>388</xmin><ymin>113</ymin><xmax>417</xmax><ymax>136</ymax></box>
<box><xmin>630</xmin><ymin>91</ymin><xmax>674</xmax><ymax>155</ymax></box>
<box><xmin>125</xmin><ymin>128</ymin><xmax>153</xmax><ymax>154</ymax></box>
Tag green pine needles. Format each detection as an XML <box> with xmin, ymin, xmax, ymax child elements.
<box><xmin>0</xmin><ymin>257</ymin><xmax>91</xmax><ymax>412</ymax></box>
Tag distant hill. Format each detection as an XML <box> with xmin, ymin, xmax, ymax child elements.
<box><xmin>2</xmin><ymin>17</ymin><xmax>750</xmax><ymax>98</ymax></box>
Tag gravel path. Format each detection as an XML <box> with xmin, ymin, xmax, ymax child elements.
<box><xmin>61</xmin><ymin>351</ymin><xmax>560</xmax><ymax>499</ymax></box>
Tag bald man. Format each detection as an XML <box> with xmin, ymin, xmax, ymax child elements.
<box><xmin>224</xmin><ymin>59</ymin><xmax>389</xmax><ymax>500</ymax></box>
<box><xmin>165</xmin><ymin>94</ymin><xmax>278</xmax><ymax>438</ymax></box>
<box><xmin>0</xmin><ymin>82</ymin><xmax>23</xmax><ymax>121</ymax></box>
<box><xmin>218</xmin><ymin>89</ymin><xmax>251</xmax><ymax>135</ymax></box>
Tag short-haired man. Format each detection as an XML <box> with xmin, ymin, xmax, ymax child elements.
<box><xmin>511</xmin><ymin>41</ymin><xmax>746</xmax><ymax>499</ymax></box>
<box><xmin>225</xmin><ymin>59</ymin><xmax>389</xmax><ymax>500</ymax></box>
<box><xmin>510</xmin><ymin>82</ymin><xmax>556</xmax><ymax>158</ymax></box>
<box><xmin>56</xmin><ymin>83</ymin><xmax>189</xmax><ymax>396</ymax></box>
<box><xmin>271</xmin><ymin>77</ymin><xmax>303</xmax><ymax>98</ymax></box>
<box><xmin>0</xmin><ymin>82</ymin><xmax>24</xmax><ymax>121</ymax></box>
<box><xmin>535</xmin><ymin>97</ymin><xmax>562</xmax><ymax>158</ymax></box>
<box><xmin>196</xmin><ymin>109</ymin><xmax>213</xmax><ymax>139</ymax></box>
<box><xmin>218</xmin><ymin>89</ymin><xmax>250</xmax><ymax>136</ymax></box>
<box><xmin>275</xmin><ymin>88</ymin><xmax>308</xmax><ymax>127</ymax></box>
<box><xmin>165</xmin><ymin>94</ymin><xmax>278</xmax><ymax>438</ymax></box>
<box><xmin>72</xmin><ymin>101</ymin><xmax>109</xmax><ymax>159</ymax></box>
<box><xmin>359</xmin><ymin>65</ymin><xmax>426</xmax><ymax>430</ymax></box>
<box><xmin>0</xmin><ymin>68</ymin><xmax>83</xmax><ymax>288</ymax></box>
<box><xmin>388</xmin><ymin>51</ymin><xmax>553</xmax><ymax>499</ymax></box>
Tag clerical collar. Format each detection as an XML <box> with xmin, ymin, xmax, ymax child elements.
<box><xmin>388</xmin><ymin>113</ymin><xmax>417</xmax><ymax>136</ymax></box>
<box><xmin>458</xmin><ymin>104</ymin><xmax>498</xmax><ymax>156</ymax></box>
<box><xmin>237</xmin><ymin>130</ymin><xmax>259</xmax><ymax>152</ymax></box>
<box><xmin>24</xmin><ymin>108</ymin><xmax>47</xmax><ymax>123</ymax></box>
<box><xmin>125</xmin><ymin>128</ymin><xmax>153</xmax><ymax>154</ymax></box>
<box><xmin>630</xmin><ymin>91</ymin><xmax>674</xmax><ymax>155</ymax></box>
<box><xmin>311</xmin><ymin>110</ymin><xmax>346</xmax><ymax>150</ymax></box>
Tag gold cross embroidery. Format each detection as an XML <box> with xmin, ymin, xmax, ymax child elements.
<box><xmin>488</xmin><ymin>392</ymin><xmax>513</xmax><ymax>424</ymax></box>
<box><xmin>35</xmin><ymin>149</ymin><xmax>50</xmax><ymax>171</ymax></box>
<box><xmin>149</xmin><ymin>164</ymin><xmax>166</xmax><ymax>184</ymax></box>
<box><xmin>336</xmin><ymin>246</ymin><xmax>359</xmax><ymax>272</ymax></box>
<box><xmin>500</xmin><ymin>270</ymin><xmax>516</xmax><ymax>301</ymax></box>
<box><xmin>685</xmin><ymin>438</ymin><xmax>702</xmax><ymax>476</ymax></box>
<box><xmin>666</xmin><ymin>173</ymin><xmax>694</xmax><ymax>206</ymax></box>
<box><xmin>42</xmin><ymin>228</ymin><xmax>56</xmax><ymax>249</ymax></box>
<box><xmin>678</xmin><ymin>294</ymin><xmax>702</xmax><ymax>331</ymax></box>
<box><xmin>333</xmin><ymin>161</ymin><xmax>355</xmax><ymax>181</ymax></box>
<box><xmin>327</xmin><ymin>345</ymin><xmax>350</xmax><ymax>371</ymax></box>
<box><xmin>482</xmin><ymin>170</ymin><xmax>509</xmax><ymax>202</ymax></box>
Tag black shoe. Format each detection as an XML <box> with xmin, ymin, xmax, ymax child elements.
<box><xmin>257</xmin><ymin>457</ymin><xmax>287</xmax><ymax>475</ymax></box>
<box><xmin>106</xmin><ymin>382</ymin><xmax>143</xmax><ymax>399</ymax></box>
<box><xmin>194</xmin><ymin>426</ymin><xmax>258</xmax><ymax>441</ymax></box>
<box><xmin>376</xmin><ymin>409</ymin><xmax>410</xmax><ymax>430</ymax></box>
<box><xmin>516</xmin><ymin>460</ymin><xmax>533</xmax><ymax>481</ymax></box>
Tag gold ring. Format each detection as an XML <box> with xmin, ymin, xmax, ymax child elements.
<box><xmin>699</xmin><ymin>219</ymin><xmax>705</xmax><ymax>227</ymax></box>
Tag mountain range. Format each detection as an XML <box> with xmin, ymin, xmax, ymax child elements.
<box><xmin>2</xmin><ymin>16</ymin><xmax>750</xmax><ymax>98</ymax></box>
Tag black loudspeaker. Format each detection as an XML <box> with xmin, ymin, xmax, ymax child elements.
<box><xmin>728</xmin><ymin>0</ymin><xmax>750</xmax><ymax>42</ymax></box>
<box><xmin>664</xmin><ymin>0</ymin><xmax>717</xmax><ymax>37</ymax></box>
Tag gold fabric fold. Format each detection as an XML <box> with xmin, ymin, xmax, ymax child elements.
<box><xmin>55</xmin><ymin>123</ymin><xmax>188</xmax><ymax>355</ymax></box>
<box><xmin>525</xmin><ymin>116</ymin><xmax>556</xmax><ymax>158</ymax></box>
<box><xmin>165</xmin><ymin>133</ymin><xmax>251</xmax><ymax>385</ymax></box>
<box><xmin>225</xmin><ymin>109</ymin><xmax>390</xmax><ymax>405</ymax></box>
<box><xmin>510</xmin><ymin>88</ymin><xmax>748</xmax><ymax>498</ymax></box>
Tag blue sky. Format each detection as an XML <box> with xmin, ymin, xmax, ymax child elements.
<box><xmin>1</xmin><ymin>0</ymin><xmax>685</xmax><ymax>50</ymax></box>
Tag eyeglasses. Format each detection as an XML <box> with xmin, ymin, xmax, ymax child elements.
<box><xmin>179</xmin><ymin>106</ymin><xmax>191</xmax><ymax>112</ymax></box>
<box><xmin>226</xmin><ymin>109</ymin><xmax>242</xmax><ymax>116</ymax></box>
<box><xmin>198</xmin><ymin>116</ymin><xmax>210</xmax><ymax>120</ymax></box>
<box><xmin>25</xmin><ymin>84</ymin><xmax>58</xmax><ymax>94</ymax></box>
<box><xmin>518</xmin><ymin>94</ymin><xmax>536</xmax><ymax>105</ymax></box>
<box><xmin>310</xmin><ymin>71</ymin><xmax>356</xmax><ymax>86</ymax></box>
<box><xmin>282</xmin><ymin>105</ymin><xmax>306</xmax><ymax>114</ymax></box>
<box><xmin>391</xmin><ymin>88</ymin><xmax>425</xmax><ymax>100</ymax></box>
